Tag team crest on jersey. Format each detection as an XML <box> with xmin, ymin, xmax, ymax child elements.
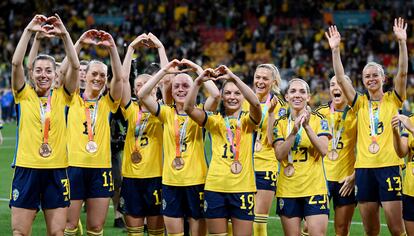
<box><xmin>279</xmin><ymin>199</ymin><xmax>284</xmax><ymax>210</ymax></box>
<box><xmin>203</xmin><ymin>200</ymin><xmax>208</xmax><ymax>212</ymax></box>
<box><xmin>320</xmin><ymin>120</ymin><xmax>328</xmax><ymax>131</ymax></box>
<box><xmin>162</xmin><ymin>199</ymin><xmax>167</xmax><ymax>210</ymax></box>
<box><xmin>12</xmin><ymin>189</ymin><xmax>19</xmax><ymax>201</ymax></box>
<box><xmin>278</xmin><ymin>108</ymin><xmax>286</xmax><ymax>117</ymax></box>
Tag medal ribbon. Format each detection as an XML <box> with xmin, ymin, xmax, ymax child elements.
<box><xmin>224</xmin><ymin>115</ymin><xmax>241</xmax><ymax>161</ymax></box>
<box><xmin>83</xmin><ymin>94</ymin><xmax>99</xmax><ymax>142</ymax></box>
<box><xmin>368</xmin><ymin>99</ymin><xmax>381</xmax><ymax>144</ymax></box>
<box><xmin>287</xmin><ymin>113</ymin><xmax>303</xmax><ymax>164</ymax></box>
<box><xmin>40</xmin><ymin>90</ymin><xmax>53</xmax><ymax>144</ymax></box>
<box><xmin>134</xmin><ymin>108</ymin><xmax>149</xmax><ymax>151</ymax></box>
<box><xmin>174</xmin><ymin>111</ymin><xmax>189</xmax><ymax>158</ymax></box>
<box><xmin>329</xmin><ymin>103</ymin><xmax>349</xmax><ymax>151</ymax></box>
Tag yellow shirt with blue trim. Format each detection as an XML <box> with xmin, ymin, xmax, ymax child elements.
<box><xmin>156</xmin><ymin>104</ymin><xmax>207</xmax><ymax>186</ymax></box>
<box><xmin>67</xmin><ymin>92</ymin><xmax>120</xmax><ymax>168</ymax></box>
<box><xmin>315</xmin><ymin>103</ymin><xmax>357</xmax><ymax>181</ymax></box>
<box><xmin>351</xmin><ymin>91</ymin><xmax>404</xmax><ymax>168</ymax></box>
<box><xmin>12</xmin><ymin>84</ymin><xmax>72</xmax><ymax>168</ymax></box>
<box><xmin>203</xmin><ymin>111</ymin><xmax>257</xmax><ymax>193</ymax></box>
<box><xmin>243</xmin><ymin>94</ymin><xmax>287</xmax><ymax>171</ymax></box>
<box><xmin>273</xmin><ymin>113</ymin><xmax>331</xmax><ymax>197</ymax></box>
<box><xmin>121</xmin><ymin>101</ymin><xmax>163</xmax><ymax>178</ymax></box>
<box><xmin>402</xmin><ymin>115</ymin><xmax>414</xmax><ymax>197</ymax></box>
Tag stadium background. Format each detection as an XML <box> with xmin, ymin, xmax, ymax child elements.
<box><xmin>0</xmin><ymin>0</ymin><xmax>410</xmax><ymax>234</ymax></box>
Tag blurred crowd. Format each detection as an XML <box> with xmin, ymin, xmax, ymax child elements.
<box><xmin>2</xmin><ymin>0</ymin><xmax>414</xmax><ymax>123</ymax></box>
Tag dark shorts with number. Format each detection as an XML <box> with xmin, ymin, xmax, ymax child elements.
<box><xmin>161</xmin><ymin>184</ymin><xmax>204</xmax><ymax>219</ymax></box>
<box><xmin>255</xmin><ymin>171</ymin><xmax>277</xmax><ymax>191</ymax></box>
<box><xmin>403</xmin><ymin>194</ymin><xmax>414</xmax><ymax>221</ymax></box>
<box><xmin>355</xmin><ymin>166</ymin><xmax>402</xmax><ymax>202</ymax></box>
<box><xmin>119</xmin><ymin>177</ymin><xmax>162</xmax><ymax>217</ymax></box>
<box><xmin>204</xmin><ymin>190</ymin><xmax>255</xmax><ymax>221</ymax></box>
<box><xmin>9</xmin><ymin>166</ymin><xmax>70</xmax><ymax>210</ymax></box>
<box><xmin>328</xmin><ymin>181</ymin><xmax>357</xmax><ymax>208</ymax></box>
<box><xmin>67</xmin><ymin>167</ymin><xmax>114</xmax><ymax>200</ymax></box>
<box><xmin>276</xmin><ymin>194</ymin><xmax>330</xmax><ymax>218</ymax></box>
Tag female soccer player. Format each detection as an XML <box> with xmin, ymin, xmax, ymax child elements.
<box><xmin>117</xmin><ymin>33</ymin><xmax>169</xmax><ymax>236</ymax></box>
<box><xmin>314</xmin><ymin>75</ymin><xmax>357</xmax><ymax>236</ymax></box>
<box><xmin>326</xmin><ymin>18</ymin><xmax>408</xmax><ymax>236</ymax></box>
<box><xmin>184</xmin><ymin>65</ymin><xmax>261</xmax><ymax>235</ymax></box>
<box><xmin>267</xmin><ymin>78</ymin><xmax>331</xmax><ymax>236</ymax></box>
<box><xmin>246</xmin><ymin>64</ymin><xmax>286</xmax><ymax>236</ymax></box>
<box><xmin>138</xmin><ymin>59</ymin><xmax>220</xmax><ymax>236</ymax></box>
<box><xmin>64</xmin><ymin>30</ymin><xmax>124</xmax><ymax>236</ymax></box>
<box><xmin>392</xmin><ymin>114</ymin><xmax>414</xmax><ymax>236</ymax></box>
<box><xmin>10</xmin><ymin>14</ymin><xmax>79</xmax><ymax>235</ymax></box>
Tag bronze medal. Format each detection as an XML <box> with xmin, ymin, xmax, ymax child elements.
<box><xmin>86</xmin><ymin>140</ymin><xmax>98</xmax><ymax>153</ymax></box>
<box><xmin>284</xmin><ymin>164</ymin><xmax>295</xmax><ymax>177</ymax></box>
<box><xmin>368</xmin><ymin>142</ymin><xmax>380</xmax><ymax>154</ymax></box>
<box><xmin>172</xmin><ymin>157</ymin><xmax>185</xmax><ymax>170</ymax></box>
<box><xmin>327</xmin><ymin>150</ymin><xmax>339</xmax><ymax>161</ymax></box>
<box><xmin>230</xmin><ymin>160</ymin><xmax>243</xmax><ymax>174</ymax></box>
<box><xmin>131</xmin><ymin>150</ymin><xmax>142</xmax><ymax>164</ymax></box>
<box><xmin>39</xmin><ymin>143</ymin><xmax>52</xmax><ymax>158</ymax></box>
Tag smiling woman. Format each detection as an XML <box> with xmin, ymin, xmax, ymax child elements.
<box><xmin>9</xmin><ymin>14</ymin><xmax>79</xmax><ymax>236</ymax></box>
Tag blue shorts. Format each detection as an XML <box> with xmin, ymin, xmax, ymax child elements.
<box><xmin>355</xmin><ymin>167</ymin><xmax>402</xmax><ymax>202</ymax></box>
<box><xmin>204</xmin><ymin>191</ymin><xmax>255</xmax><ymax>221</ymax></box>
<box><xmin>328</xmin><ymin>181</ymin><xmax>357</xmax><ymax>208</ymax></box>
<box><xmin>403</xmin><ymin>194</ymin><xmax>414</xmax><ymax>221</ymax></box>
<box><xmin>119</xmin><ymin>177</ymin><xmax>162</xmax><ymax>217</ymax></box>
<box><xmin>9</xmin><ymin>167</ymin><xmax>70</xmax><ymax>210</ymax></box>
<box><xmin>161</xmin><ymin>184</ymin><xmax>204</xmax><ymax>219</ymax></box>
<box><xmin>255</xmin><ymin>171</ymin><xmax>277</xmax><ymax>191</ymax></box>
<box><xmin>68</xmin><ymin>167</ymin><xmax>114</xmax><ymax>200</ymax></box>
<box><xmin>276</xmin><ymin>195</ymin><xmax>330</xmax><ymax>218</ymax></box>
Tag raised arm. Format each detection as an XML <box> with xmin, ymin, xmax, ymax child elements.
<box><xmin>47</xmin><ymin>14</ymin><xmax>80</xmax><ymax>94</ymax></box>
<box><xmin>12</xmin><ymin>15</ymin><xmax>47</xmax><ymax>91</ymax></box>
<box><xmin>97</xmin><ymin>31</ymin><xmax>123</xmax><ymax>100</ymax></box>
<box><xmin>60</xmin><ymin>29</ymin><xmax>99</xmax><ymax>86</ymax></box>
<box><xmin>216</xmin><ymin>65</ymin><xmax>261</xmax><ymax>123</ymax></box>
<box><xmin>147</xmin><ymin>33</ymin><xmax>174</xmax><ymax>104</ymax></box>
<box><xmin>302</xmin><ymin>111</ymin><xmax>329</xmax><ymax>156</ymax></box>
<box><xmin>181</xmin><ymin>59</ymin><xmax>220</xmax><ymax>111</ymax></box>
<box><xmin>266</xmin><ymin>97</ymin><xmax>278</xmax><ymax>146</ymax></box>
<box><xmin>325</xmin><ymin>26</ymin><xmax>356</xmax><ymax>104</ymax></box>
<box><xmin>391</xmin><ymin>115</ymin><xmax>409</xmax><ymax>158</ymax></box>
<box><xmin>121</xmin><ymin>33</ymin><xmax>148</xmax><ymax>107</ymax></box>
<box><xmin>184</xmin><ymin>69</ymin><xmax>216</xmax><ymax>126</ymax></box>
<box><xmin>393</xmin><ymin>18</ymin><xmax>408</xmax><ymax>99</ymax></box>
<box><xmin>138</xmin><ymin>59</ymin><xmax>181</xmax><ymax>115</ymax></box>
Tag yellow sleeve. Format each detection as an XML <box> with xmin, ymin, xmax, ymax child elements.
<box><xmin>121</xmin><ymin>100</ymin><xmax>135</xmax><ymax>121</ymax></box>
<box><xmin>58</xmin><ymin>86</ymin><xmax>73</xmax><ymax>105</ymax></box>
<box><xmin>204</xmin><ymin>112</ymin><xmax>219</xmax><ymax>132</ymax></box>
<box><xmin>351</xmin><ymin>92</ymin><xmax>364</xmax><ymax>112</ymax></box>
<box><xmin>156</xmin><ymin>104</ymin><xmax>172</xmax><ymax>123</ymax></box>
<box><xmin>104</xmin><ymin>93</ymin><xmax>120</xmax><ymax>113</ymax></box>
<box><xmin>12</xmin><ymin>83</ymin><xmax>30</xmax><ymax>103</ymax></box>
<box><xmin>391</xmin><ymin>90</ymin><xmax>403</xmax><ymax>108</ymax></box>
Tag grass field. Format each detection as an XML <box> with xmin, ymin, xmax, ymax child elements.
<box><xmin>0</xmin><ymin>123</ymin><xmax>391</xmax><ymax>235</ymax></box>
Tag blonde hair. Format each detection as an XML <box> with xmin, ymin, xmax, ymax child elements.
<box><xmin>256</xmin><ymin>64</ymin><xmax>281</xmax><ymax>94</ymax></box>
<box><xmin>287</xmin><ymin>78</ymin><xmax>310</xmax><ymax>94</ymax></box>
<box><xmin>362</xmin><ymin>62</ymin><xmax>385</xmax><ymax>78</ymax></box>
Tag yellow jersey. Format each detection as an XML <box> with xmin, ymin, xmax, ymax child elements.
<box><xmin>121</xmin><ymin>101</ymin><xmax>163</xmax><ymax>178</ymax></box>
<box><xmin>243</xmin><ymin>94</ymin><xmax>287</xmax><ymax>172</ymax></box>
<box><xmin>156</xmin><ymin>104</ymin><xmax>207</xmax><ymax>186</ymax></box>
<box><xmin>273</xmin><ymin>112</ymin><xmax>331</xmax><ymax>197</ymax></box>
<box><xmin>67</xmin><ymin>92</ymin><xmax>119</xmax><ymax>168</ymax></box>
<box><xmin>12</xmin><ymin>84</ymin><xmax>72</xmax><ymax>168</ymax></box>
<box><xmin>315</xmin><ymin>103</ymin><xmax>357</xmax><ymax>181</ymax></box>
<box><xmin>402</xmin><ymin>116</ymin><xmax>414</xmax><ymax>197</ymax></box>
<box><xmin>351</xmin><ymin>91</ymin><xmax>404</xmax><ymax>168</ymax></box>
<box><xmin>203</xmin><ymin>111</ymin><xmax>257</xmax><ymax>193</ymax></box>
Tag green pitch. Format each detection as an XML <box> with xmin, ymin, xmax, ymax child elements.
<box><xmin>0</xmin><ymin>123</ymin><xmax>390</xmax><ymax>235</ymax></box>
